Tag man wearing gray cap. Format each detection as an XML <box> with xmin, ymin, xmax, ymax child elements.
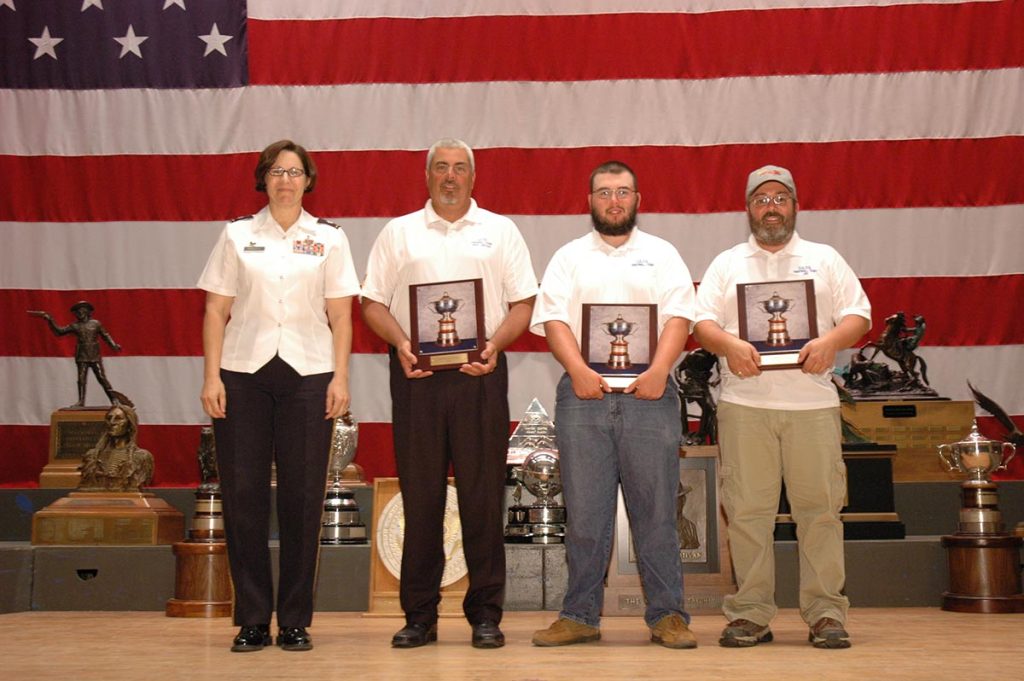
<box><xmin>692</xmin><ymin>165</ymin><xmax>871</xmax><ymax>649</ymax></box>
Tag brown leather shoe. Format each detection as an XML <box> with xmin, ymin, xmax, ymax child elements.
<box><xmin>650</xmin><ymin>613</ymin><xmax>698</xmax><ymax>649</ymax></box>
<box><xmin>809</xmin><ymin>617</ymin><xmax>851</xmax><ymax>649</ymax></box>
<box><xmin>532</xmin><ymin>618</ymin><xmax>601</xmax><ymax>646</ymax></box>
<box><xmin>719</xmin><ymin>619</ymin><xmax>773</xmax><ymax>648</ymax></box>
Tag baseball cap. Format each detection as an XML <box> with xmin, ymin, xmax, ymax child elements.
<box><xmin>746</xmin><ymin>165</ymin><xmax>797</xmax><ymax>201</ymax></box>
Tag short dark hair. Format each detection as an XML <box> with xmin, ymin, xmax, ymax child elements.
<box><xmin>589</xmin><ymin>160</ymin><xmax>638</xmax><ymax>192</ymax></box>
<box><xmin>254</xmin><ymin>139</ymin><xmax>317</xmax><ymax>193</ymax></box>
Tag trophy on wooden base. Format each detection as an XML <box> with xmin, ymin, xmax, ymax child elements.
<box><xmin>167</xmin><ymin>426</ymin><xmax>232</xmax><ymax>618</ymax></box>
<box><xmin>321</xmin><ymin>412</ymin><xmax>367</xmax><ymax>545</ymax></box>
<box><xmin>937</xmin><ymin>422</ymin><xmax>1024</xmax><ymax>613</ymax></box>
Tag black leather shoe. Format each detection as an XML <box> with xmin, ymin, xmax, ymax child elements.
<box><xmin>472</xmin><ymin>620</ymin><xmax>505</xmax><ymax>649</ymax></box>
<box><xmin>276</xmin><ymin>626</ymin><xmax>313</xmax><ymax>651</ymax></box>
<box><xmin>391</xmin><ymin>622</ymin><xmax>438</xmax><ymax>648</ymax></box>
<box><xmin>231</xmin><ymin>625</ymin><xmax>272</xmax><ymax>652</ymax></box>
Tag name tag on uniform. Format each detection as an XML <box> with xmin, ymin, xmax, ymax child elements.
<box><xmin>293</xmin><ymin>238</ymin><xmax>325</xmax><ymax>256</ymax></box>
<box><xmin>244</xmin><ymin>242</ymin><xmax>265</xmax><ymax>252</ymax></box>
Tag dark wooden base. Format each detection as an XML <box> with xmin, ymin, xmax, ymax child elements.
<box><xmin>165</xmin><ymin>541</ymin><xmax>232</xmax><ymax>618</ymax></box>
<box><xmin>31</xmin><ymin>492</ymin><xmax>185</xmax><ymax>545</ymax></box>
<box><xmin>941</xmin><ymin>533</ymin><xmax>1024</xmax><ymax>613</ymax></box>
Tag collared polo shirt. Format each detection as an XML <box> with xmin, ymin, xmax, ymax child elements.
<box><xmin>361</xmin><ymin>199</ymin><xmax>538</xmax><ymax>339</ymax></box>
<box><xmin>694</xmin><ymin>231</ymin><xmax>871</xmax><ymax>410</ymax></box>
<box><xmin>197</xmin><ymin>206</ymin><xmax>360</xmax><ymax>375</ymax></box>
<box><xmin>530</xmin><ymin>227</ymin><xmax>696</xmax><ymax>343</ymax></box>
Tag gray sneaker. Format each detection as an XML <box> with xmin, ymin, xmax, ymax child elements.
<box><xmin>719</xmin><ymin>619</ymin><xmax>773</xmax><ymax>648</ymax></box>
<box><xmin>808</xmin><ymin>617</ymin><xmax>851</xmax><ymax>649</ymax></box>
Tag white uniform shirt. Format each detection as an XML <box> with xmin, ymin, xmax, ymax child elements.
<box><xmin>197</xmin><ymin>206</ymin><xmax>361</xmax><ymax>375</ymax></box>
<box><xmin>361</xmin><ymin>200</ymin><xmax>538</xmax><ymax>339</ymax></box>
<box><xmin>530</xmin><ymin>228</ymin><xmax>696</xmax><ymax>342</ymax></box>
<box><xmin>694</xmin><ymin>231</ymin><xmax>871</xmax><ymax>410</ymax></box>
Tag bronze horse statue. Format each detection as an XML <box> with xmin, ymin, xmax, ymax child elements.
<box><xmin>848</xmin><ymin>311</ymin><xmax>929</xmax><ymax>391</ymax></box>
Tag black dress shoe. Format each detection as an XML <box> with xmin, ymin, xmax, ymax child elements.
<box><xmin>231</xmin><ymin>625</ymin><xmax>272</xmax><ymax>652</ymax></box>
<box><xmin>391</xmin><ymin>622</ymin><xmax>438</xmax><ymax>648</ymax></box>
<box><xmin>276</xmin><ymin>626</ymin><xmax>313</xmax><ymax>651</ymax></box>
<box><xmin>472</xmin><ymin>620</ymin><xmax>505</xmax><ymax>649</ymax></box>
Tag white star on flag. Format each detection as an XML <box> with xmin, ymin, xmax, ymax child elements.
<box><xmin>198</xmin><ymin>23</ymin><xmax>233</xmax><ymax>57</ymax></box>
<box><xmin>0</xmin><ymin>0</ymin><xmax>16</xmax><ymax>12</ymax></box>
<box><xmin>114</xmin><ymin>24</ymin><xmax>149</xmax><ymax>59</ymax></box>
<box><xmin>81</xmin><ymin>0</ymin><xmax>103</xmax><ymax>11</ymax></box>
<box><xmin>29</xmin><ymin>26</ymin><xmax>63</xmax><ymax>61</ymax></box>
<box><xmin>163</xmin><ymin>0</ymin><xmax>186</xmax><ymax>9</ymax></box>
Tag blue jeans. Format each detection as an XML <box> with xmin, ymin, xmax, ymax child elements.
<box><xmin>555</xmin><ymin>373</ymin><xmax>687</xmax><ymax>627</ymax></box>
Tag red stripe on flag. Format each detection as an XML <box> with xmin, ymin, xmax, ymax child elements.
<box><xmin>4</xmin><ymin>275</ymin><xmax>1022</xmax><ymax>357</ymax></box>
<box><xmin>248</xmin><ymin>3</ymin><xmax>1024</xmax><ymax>85</ymax></box>
<box><xmin>4</xmin><ymin>138</ymin><xmax>1024</xmax><ymax>222</ymax></box>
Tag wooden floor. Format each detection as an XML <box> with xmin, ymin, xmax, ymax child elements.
<box><xmin>1</xmin><ymin>608</ymin><xmax>1020</xmax><ymax>680</ymax></box>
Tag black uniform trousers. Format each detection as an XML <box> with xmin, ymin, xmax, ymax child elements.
<box><xmin>214</xmin><ymin>355</ymin><xmax>333</xmax><ymax>627</ymax></box>
<box><xmin>389</xmin><ymin>349</ymin><xmax>509</xmax><ymax>626</ymax></box>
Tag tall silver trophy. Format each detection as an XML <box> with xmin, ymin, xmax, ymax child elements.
<box><xmin>758</xmin><ymin>291</ymin><xmax>796</xmax><ymax>346</ymax></box>
<box><xmin>937</xmin><ymin>420</ymin><xmax>1024</xmax><ymax>613</ymax></box>
<box><xmin>321</xmin><ymin>411</ymin><xmax>367</xmax><ymax>545</ymax></box>
<box><xmin>505</xmin><ymin>399</ymin><xmax>565</xmax><ymax>543</ymax></box>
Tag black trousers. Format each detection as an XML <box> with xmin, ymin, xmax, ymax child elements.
<box><xmin>214</xmin><ymin>355</ymin><xmax>333</xmax><ymax>627</ymax></box>
<box><xmin>389</xmin><ymin>349</ymin><xmax>509</xmax><ymax>625</ymax></box>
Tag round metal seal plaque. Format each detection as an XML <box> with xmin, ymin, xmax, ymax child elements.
<box><xmin>375</xmin><ymin>484</ymin><xmax>468</xmax><ymax>587</ymax></box>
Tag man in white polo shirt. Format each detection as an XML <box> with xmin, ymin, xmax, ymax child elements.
<box><xmin>530</xmin><ymin>160</ymin><xmax>698</xmax><ymax>649</ymax></box>
<box><xmin>693</xmin><ymin>165</ymin><xmax>871</xmax><ymax>649</ymax></box>
<box><xmin>361</xmin><ymin>138</ymin><xmax>537</xmax><ymax>650</ymax></box>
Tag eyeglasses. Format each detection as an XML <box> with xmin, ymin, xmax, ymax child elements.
<box><xmin>591</xmin><ymin>188</ymin><xmax>637</xmax><ymax>201</ymax></box>
<box><xmin>431</xmin><ymin>162</ymin><xmax>471</xmax><ymax>176</ymax></box>
<box><xmin>749</xmin><ymin>194</ymin><xmax>794</xmax><ymax>207</ymax></box>
<box><xmin>267</xmin><ymin>166</ymin><xmax>305</xmax><ymax>178</ymax></box>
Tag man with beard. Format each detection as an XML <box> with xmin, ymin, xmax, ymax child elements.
<box><xmin>362</xmin><ymin>139</ymin><xmax>537</xmax><ymax>649</ymax></box>
<box><xmin>693</xmin><ymin>165</ymin><xmax>871</xmax><ymax>649</ymax></box>
<box><xmin>530</xmin><ymin>161</ymin><xmax>698</xmax><ymax>649</ymax></box>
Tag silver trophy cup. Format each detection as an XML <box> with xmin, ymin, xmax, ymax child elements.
<box><xmin>938</xmin><ymin>421</ymin><xmax>1017</xmax><ymax>535</ymax></box>
<box><xmin>321</xmin><ymin>412</ymin><xmax>367</xmax><ymax>544</ymax></box>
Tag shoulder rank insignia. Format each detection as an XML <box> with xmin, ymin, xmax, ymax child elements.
<box><xmin>317</xmin><ymin>218</ymin><xmax>341</xmax><ymax>229</ymax></box>
<box><xmin>229</xmin><ymin>214</ymin><xmax>253</xmax><ymax>223</ymax></box>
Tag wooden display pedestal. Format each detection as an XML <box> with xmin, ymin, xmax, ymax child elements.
<box><xmin>840</xmin><ymin>400</ymin><xmax>974</xmax><ymax>481</ymax></box>
<box><xmin>165</xmin><ymin>541</ymin><xmax>233</xmax><ymax>617</ymax></box>
<box><xmin>365</xmin><ymin>478</ymin><xmax>468</xmax><ymax>617</ymax></box>
<box><xmin>31</xmin><ymin>492</ymin><xmax>185</xmax><ymax>545</ymax></box>
<box><xmin>39</xmin><ymin>408</ymin><xmax>109</xmax><ymax>488</ymax></box>
<box><xmin>940</xmin><ymin>534</ymin><xmax>1024</xmax><ymax>613</ymax></box>
<box><xmin>775</xmin><ymin>443</ymin><xmax>905</xmax><ymax>540</ymax></box>
<box><xmin>604</xmin><ymin>446</ymin><xmax>735</xmax><ymax>616</ymax></box>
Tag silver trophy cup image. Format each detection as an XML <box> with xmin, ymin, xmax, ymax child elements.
<box><xmin>758</xmin><ymin>291</ymin><xmax>796</xmax><ymax>346</ymax></box>
<box><xmin>321</xmin><ymin>412</ymin><xmax>367</xmax><ymax>545</ymax></box>
<box><xmin>428</xmin><ymin>291</ymin><xmax>463</xmax><ymax>347</ymax></box>
<box><xmin>602</xmin><ymin>314</ymin><xmax>635</xmax><ymax>369</ymax></box>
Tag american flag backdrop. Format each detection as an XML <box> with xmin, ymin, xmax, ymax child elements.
<box><xmin>1</xmin><ymin>0</ymin><xmax>1022</xmax><ymax>486</ymax></box>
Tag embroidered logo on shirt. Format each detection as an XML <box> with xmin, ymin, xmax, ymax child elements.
<box><xmin>293</xmin><ymin>238</ymin><xmax>325</xmax><ymax>256</ymax></box>
<box><xmin>471</xmin><ymin>237</ymin><xmax>494</xmax><ymax>248</ymax></box>
<box><xmin>793</xmin><ymin>265</ymin><xmax>818</xmax><ymax>275</ymax></box>
<box><xmin>632</xmin><ymin>258</ymin><xmax>654</xmax><ymax>267</ymax></box>
<box><xmin>243</xmin><ymin>241</ymin><xmax>265</xmax><ymax>252</ymax></box>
